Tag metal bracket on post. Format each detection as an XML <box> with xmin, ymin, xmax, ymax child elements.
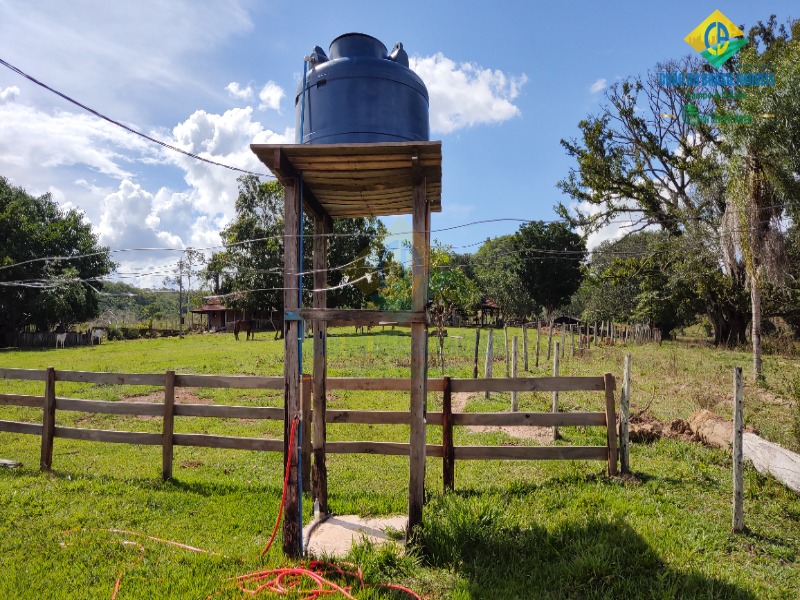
<box><xmin>284</xmin><ymin>310</ymin><xmax>303</xmax><ymax>322</ymax></box>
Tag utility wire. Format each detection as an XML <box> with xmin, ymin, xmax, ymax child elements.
<box><xmin>0</xmin><ymin>57</ymin><xmax>270</xmax><ymax>179</ymax></box>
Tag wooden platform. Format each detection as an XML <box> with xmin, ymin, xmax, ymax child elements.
<box><xmin>250</xmin><ymin>141</ymin><xmax>442</xmax><ymax>219</ymax></box>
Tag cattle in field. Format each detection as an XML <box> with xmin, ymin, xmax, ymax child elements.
<box><xmin>55</xmin><ymin>333</ymin><xmax>67</xmax><ymax>349</ymax></box>
<box><xmin>91</xmin><ymin>329</ymin><xmax>104</xmax><ymax>345</ymax></box>
<box><xmin>234</xmin><ymin>320</ymin><xmax>255</xmax><ymax>341</ymax></box>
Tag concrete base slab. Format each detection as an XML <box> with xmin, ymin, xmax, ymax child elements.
<box><xmin>303</xmin><ymin>515</ymin><xmax>407</xmax><ymax>557</ymax></box>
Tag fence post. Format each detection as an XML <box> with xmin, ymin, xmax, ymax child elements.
<box><xmin>301</xmin><ymin>374</ymin><xmax>312</xmax><ymax>493</ymax></box>
<box><xmin>484</xmin><ymin>330</ymin><xmax>493</xmax><ymax>399</ymax></box>
<box><xmin>535</xmin><ymin>321</ymin><xmax>541</xmax><ymax>368</ymax></box>
<box><xmin>547</xmin><ymin>319</ymin><xmax>553</xmax><ymax>360</ymax></box>
<box><xmin>39</xmin><ymin>367</ymin><xmax>56</xmax><ymax>471</ymax></box>
<box><xmin>472</xmin><ymin>327</ymin><xmax>480</xmax><ymax>379</ymax></box>
<box><xmin>561</xmin><ymin>324</ymin><xmax>566</xmax><ymax>358</ymax></box>
<box><xmin>571</xmin><ymin>324</ymin><xmax>575</xmax><ymax>357</ymax></box>
<box><xmin>594</xmin><ymin>322</ymin><xmax>599</xmax><ymax>346</ymax></box>
<box><xmin>442</xmin><ymin>376</ymin><xmax>454</xmax><ymax>492</ymax></box>
<box><xmin>732</xmin><ymin>367</ymin><xmax>744</xmax><ymax>533</ymax></box>
<box><xmin>604</xmin><ymin>373</ymin><xmax>618</xmax><ymax>476</ymax></box>
<box><xmin>523</xmin><ymin>324</ymin><xmax>529</xmax><ymax>371</ymax></box>
<box><xmin>552</xmin><ymin>342</ymin><xmax>560</xmax><ymax>441</ymax></box>
<box><xmin>162</xmin><ymin>370</ymin><xmax>175</xmax><ymax>481</ymax></box>
<box><xmin>504</xmin><ymin>325</ymin><xmax>510</xmax><ymax>377</ymax></box>
<box><xmin>511</xmin><ymin>337</ymin><xmax>519</xmax><ymax>412</ymax></box>
<box><xmin>620</xmin><ymin>355</ymin><xmax>631</xmax><ymax>475</ymax></box>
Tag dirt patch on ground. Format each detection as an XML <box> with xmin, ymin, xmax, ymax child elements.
<box><xmin>629</xmin><ymin>413</ymin><xmax>697</xmax><ymax>443</ymax></box>
<box><xmin>126</xmin><ymin>388</ymin><xmax>212</xmax><ymax>405</ymax></box>
<box><xmin>451</xmin><ymin>392</ymin><xmax>554</xmax><ymax>444</ymax></box>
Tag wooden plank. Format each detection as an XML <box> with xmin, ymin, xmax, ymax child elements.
<box><xmin>54</xmin><ymin>371</ymin><xmax>164</xmax><ymax>385</ymax></box>
<box><xmin>451</xmin><ymin>412</ymin><xmax>606</xmax><ymax>427</ymax></box>
<box><xmin>298</xmin><ymin>309</ymin><xmax>426</xmax><ymax>325</ymax></box>
<box><xmin>325</xmin><ymin>410</ymin><xmax>411</xmax><ymax>425</ymax></box>
<box><xmin>54</xmin><ymin>426</ymin><xmax>162</xmax><ymax>446</ymax></box>
<box><xmin>174</xmin><ymin>374</ymin><xmax>284</xmax><ymax>389</ymax></box>
<box><xmin>604</xmin><ymin>373</ymin><xmax>618</xmax><ymax>476</ymax></box>
<box><xmin>0</xmin><ymin>420</ymin><xmax>42</xmax><ymax>435</ymax></box>
<box><xmin>326</xmin><ymin>378</ymin><xmax>445</xmax><ymax>392</ymax></box>
<box><xmin>40</xmin><ymin>367</ymin><xmax>56</xmax><ymax>471</ymax></box>
<box><xmin>55</xmin><ymin>398</ymin><xmax>163</xmax><ymax>416</ymax></box>
<box><xmin>173</xmin><ymin>404</ymin><xmax>284</xmax><ymax>419</ymax></box>
<box><xmin>312</xmin><ymin>214</ymin><xmax>328</xmax><ymax>514</ymax></box>
<box><xmin>282</xmin><ymin>167</ymin><xmax>302</xmax><ymax>558</ymax></box>
<box><xmin>408</xmin><ymin>173</ymin><xmax>429</xmax><ymax>539</ymax></box>
<box><xmin>0</xmin><ymin>368</ymin><xmax>47</xmax><ymax>381</ymax></box>
<box><xmin>454</xmin><ymin>446</ymin><xmax>608</xmax><ymax>461</ymax></box>
<box><xmin>732</xmin><ymin>367</ymin><xmax>744</xmax><ymax>532</ymax></box>
<box><xmin>0</xmin><ymin>394</ymin><xmax>44</xmax><ymax>408</ymax></box>
<box><xmin>326</xmin><ymin>441</ymin><xmax>444</xmax><ymax>458</ymax></box>
<box><xmin>301</xmin><ymin>374</ymin><xmax>312</xmax><ymax>493</ymax></box>
<box><xmin>450</xmin><ymin>376</ymin><xmax>605</xmax><ymax>393</ymax></box>
<box><xmin>162</xmin><ymin>370</ymin><xmax>175</xmax><ymax>482</ymax></box>
<box><xmin>442</xmin><ymin>376</ymin><xmax>454</xmax><ymax>491</ymax></box>
<box><xmin>173</xmin><ymin>433</ymin><xmax>283</xmax><ymax>452</ymax></box>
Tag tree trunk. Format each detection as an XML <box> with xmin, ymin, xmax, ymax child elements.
<box><xmin>751</xmin><ymin>281</ymin><xmax>762</xmax><ymax>382</ymax></box>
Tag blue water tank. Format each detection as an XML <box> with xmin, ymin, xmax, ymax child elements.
<box><xmin>295</xmin><ymin>33</ymin><xmax>430</xmax><ymax>144</ymax></box>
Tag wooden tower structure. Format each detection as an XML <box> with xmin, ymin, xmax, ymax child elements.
<box><xmin>251</xmin><ymin>140</ymin><xmax>442</xmax><ymax>556</ymax></box>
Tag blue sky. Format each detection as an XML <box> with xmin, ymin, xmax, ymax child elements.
<box><xmin>0</xmin><ymin>0</ymin><xmax>795</xmax><ymax>285</ymax></box>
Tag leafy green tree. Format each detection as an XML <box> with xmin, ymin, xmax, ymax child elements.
<box><xmin>0</xmin><ymin>176</ymin><xmax>114</xmax><ymax>344</ymax></box>
<box><xmin>208</xmin><ymin>176</ymin><xmax>390</xmax><ymax>329</ymax></box>
<box><xmin>514</xmin><ymin>221</ymin><xmax>586</xmax><ymax>318</ymax></box>
<box><xmin>472</xmin><ymin>235</ymin><xmax>535</xmax><ymax>321</ymax></box>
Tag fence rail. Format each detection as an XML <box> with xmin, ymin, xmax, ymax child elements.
<box><xmin>0</xmin><ymin>367</ymin><xmax>618</xmax><ymax>487</ymax></box>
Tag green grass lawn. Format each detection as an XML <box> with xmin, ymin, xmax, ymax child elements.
<box><xmin>1</xmin><ymin>329</ymin><xmax>799</xmax><ymax>598</ymax></box>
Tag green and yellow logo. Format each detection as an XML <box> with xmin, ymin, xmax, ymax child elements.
<box><xmin>684</xmin><ymin>10</ymin><xmax>748</xmax><ymax>68</ymax></box>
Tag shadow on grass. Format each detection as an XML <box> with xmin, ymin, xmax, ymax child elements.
<box><xmin>420</xmin><ymin>495</ymin><xmax>755</xmax><ymax>600</ymax></box>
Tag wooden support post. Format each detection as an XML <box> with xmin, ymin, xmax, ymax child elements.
<box><xmin>162</xmin><ymin>370</ymin><xmax>175</xmax><ymax>481</ymax></box>
<box><xmin>503</xmin><ymin>325</ymin><xmax>510</xmax><ymax>377</ymax></box>
<box><xmin>547</xmin><ymin>319</ymin><xmax>553</xmax><ymax>360</ymax></box>
<box><xmin>40</xmin><ymin>366</ymin><xmax>56</xmax><ymax>471</ymax></box>
<box><xmin>604</xmin><ymin>373</ymin><xmax>618</xmax><ymax>476</ymax></box>
<box><xmin>535</xmin><ymin>321</ymin><xmax>541</xmax><ymax>368</ymax></box>
<box><xmin>301</xmin><ymin>374</ymin><xmax>312</xmax><ymax>493</ymax></box>
<box><xmin>594</xmin><ymin>322</ymin><xmax>599</xmax><ymax>346</ymax></box>
<box><xmin>561</xmin><ymin>324</ymin><xmax>566</xmax><ymax>358</ymax></box>
<box><xmin>472</xmin><ymin>327</ymin><xmax>480</xmax><ymax>379</ymax></box>
<box><xmin>484</xmin><ymin>330</ymin><xmax>494</xmax><ymax>399</ymax></box>
<box><xmin>552</xmin><ymin>343</ymin><xmax>560</xmax><ymax>441</ymax></box>
<box><xmin>408</xmin><ymin>169</ymin><xmax>429</xmax><ymax>539</ymax></box>
<box><xmin>312</xmin><ymin>215</ymin><xmax>329</xmax><ymax>514</ymax></box>
<box><xmin>511</xmin><ymin>337</ymin><xmax>519</xmax><ymax>412</ymax></box>
<box><xmin>523</xmin><ymin>324</ymin><xmax>529</xmax><ymax>371</ymax></box>
<box><xmin>570</xmin><ymin>324</ymin><xmax>575</xmax><ymax>357</ymax></box>
<box><xmin>442</xmin><ymin>376</ymin><xmax>454</xmax><ymax>492</ymax></box>
<box><xmin>282</xmin><ymin>171</ymin><xmax>302</xmax><ymax>558</ymax></box>
<box><xmin>620</xmin><ymin>355</ymin><xmax>631</xmax><ymax>475</ymax></box>
<box><xmin>732</xmin><ymin>366</ymin><xmax>744</xmax><ymax>533</ymax></box>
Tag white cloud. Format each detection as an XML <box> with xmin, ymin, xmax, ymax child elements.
<box><xmin>258</xmin><ymin>81</ymin><xmax>286</xmax><ymax>112</ymax></box>
<box><xmin>410</xmin><ymin>53</ymin><xmax>527</xmax><ymax>134</ymax></box>
<box><xmin>0</xmin><ymin>86</ymin><xmax>20</xmax><ymax>102</ymax></box>
<box><xmin>226</xmin><ymin>82</ymin><xmax>254</xmax><ymax>101</ymax></box>
<box><xmin>589</xmin><ymin>78</ymin><xmax>607</xmax><ymax>94</ymax></box>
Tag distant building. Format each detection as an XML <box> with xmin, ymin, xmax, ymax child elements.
<box><xmin>190</xmin><ymin>296</ymin><xmax>281</xmax><ymax>332</ymax></box>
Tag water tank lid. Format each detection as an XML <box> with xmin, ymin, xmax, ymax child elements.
<box><xmin>328</xmin><ymin>32</ymin><xmax>388</xmax><ymax>59</ymax></box>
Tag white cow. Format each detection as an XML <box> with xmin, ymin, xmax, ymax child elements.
<box><xmin>55</xmin><ymin>333</ymin><xmax>67</xmax><ymax>349</ymax></box>
<box><xmin>91</xmin><ymin>329</ymin><xmax>104</xmax><ymax>345</ymax></box>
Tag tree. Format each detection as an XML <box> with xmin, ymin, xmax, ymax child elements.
<box><xmin>207</xmin><ymin>176</ymin><xmax>390</xmax><ymax>331</ymax></box>
<box><xmin>719</xmin><ymin>18</ymin><xmax>800</xmax><ymax>380</ymax></box>
<box><xmin>0</xmin><ymin>176</ymin><xmax>114</xmax><ymax>344</ymax></box>
<box><xmin>557</xmin><ymin>56</ymin><xmax>752</xmax><ymax>346</ymax></box>
<box><xmin>472</xmin><ymin>235</ymin><xmax>536</xmax><ymax>321</ymax></box>
<box><xmin>513</xmin><ymin>221</ymin><xmax>586</xmax><ymax>318</ymax></box>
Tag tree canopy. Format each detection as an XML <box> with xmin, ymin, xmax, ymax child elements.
<box><xmin>0</xmin><ymin>176</ymin><xmax>114</xmax><ymax>344</ymax></box>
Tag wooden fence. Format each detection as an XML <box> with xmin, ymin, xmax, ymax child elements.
<box><xmin>0</xmin><ymin>367</ymin><xmax>618</xmax><ymax>489</ymax></box>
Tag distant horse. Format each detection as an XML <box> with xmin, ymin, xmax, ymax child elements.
<box><xmin>55</xmin><ymin>333</ymin><xmax>67</xmax><ymax>349</ymax></box>
<box><xmin>234</xmin><ymin>320</ymin><xmax>255</xmax><ymax>341</ymax></box>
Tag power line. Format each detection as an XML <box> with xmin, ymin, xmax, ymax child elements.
<box><xmin>0</xmin><ymin>57</ymin><xmax>270</xmax><ymax>179</ymax></box>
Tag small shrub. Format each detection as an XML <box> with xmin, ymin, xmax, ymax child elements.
<box><xmin>106</xmin><ymin>325</ymin><xmax>123</xmax><ymax>341</ymax></box>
